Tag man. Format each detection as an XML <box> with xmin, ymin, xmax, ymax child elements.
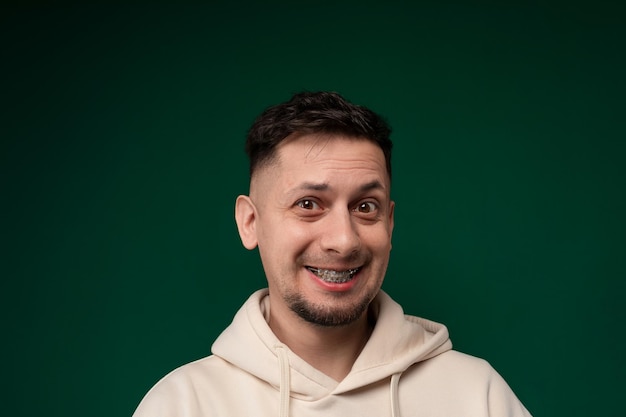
<box><xmin>133</xmin><ymin>92</ymin><xmax>532</xmax><ymax>416</ymax></box>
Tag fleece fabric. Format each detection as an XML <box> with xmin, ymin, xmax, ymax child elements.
<box><xmin>133</xmin><ymin>289</ymin><xmax>532</xmax><ymax>417</ymax></box>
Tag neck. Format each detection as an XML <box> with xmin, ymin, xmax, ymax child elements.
<box><xmin>268</xmin><ymin>303</ymin><xmax>373</xmax><ymax>382</ymax></box>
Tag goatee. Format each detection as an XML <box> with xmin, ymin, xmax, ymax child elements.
<box><xmin>285</xmin><ymin>292</ymin><xmax>375</xmax><ymax>327</ymax></box>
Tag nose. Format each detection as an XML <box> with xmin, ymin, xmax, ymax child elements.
<box><xmin>319</xmin><ymin>208</ymin><xmax>361</xmax><ymax>256</ymax></box>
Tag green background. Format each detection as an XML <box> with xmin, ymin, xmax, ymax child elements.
<box><xmin>2</xmin><ymin>1</ymin><xmax>624</xmax><ymax>416</ymax></box>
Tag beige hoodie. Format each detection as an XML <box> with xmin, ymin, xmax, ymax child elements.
<box><xmin>133</xmin><ymin>289</ymin><xmax>532</xmax><ymax>417</ymax></box>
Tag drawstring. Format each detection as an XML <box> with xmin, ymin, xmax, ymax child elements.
<box><xmin>390</xmin><ymin>372</ymin><xmax>401</xmax><ymax>417</ymax></box>
<box><xmin>275</xmin><ymin>345</ymin><xmax>291</xmax><ymax>417</ymax></box>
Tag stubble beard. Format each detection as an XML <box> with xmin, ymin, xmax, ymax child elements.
<box><xmin>284</xmin><ymin>289</ymin><xmax>378</xmax><ymax>327</ymax></box>
<box><xmin>284</xmin><ymin>251</ymin><xmax>385</xmax><ymax>326</ymax></box>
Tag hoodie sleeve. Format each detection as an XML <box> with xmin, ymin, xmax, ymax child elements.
<box><xmin>132</xmin><ymin>372</ymin><xmax>188</xmax><ymax>417</ymax></box>
<box><xmin>486</xmin><ymin>367</ymin><xmax>533</xmax><ymax>417</ymax></box>
<box><xmin>132</xmin><ymin>364</ymin><xmax>212</xmax><ymax>417</ymax></box>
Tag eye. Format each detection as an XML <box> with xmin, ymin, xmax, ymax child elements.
<box><xmin>296</xmin><ymin>199</ymin><xmax>320</xmax><ymax>210</ymax></box>
<box><xmin>354</xmin><ymin>201</ymin><xmax>378</xmax><ymax>214</ymax></box>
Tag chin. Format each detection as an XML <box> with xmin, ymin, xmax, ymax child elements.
<box><xmin>286</xmin><ymin>292</ymin><xmax>374</xmax><ymax>327</ymax></box>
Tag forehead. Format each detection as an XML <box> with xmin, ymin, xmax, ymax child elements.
<box><xmin>250</xmin><ymin>134</ymin><xmax>390</xmax><ymax>196</ymax></box>
<box><xmin>250</xmin><ymin>134</ymin><xmax>388</xmax><ymax>194</ymax></box>
<box><xmin>282</xmin><ymin>134</ymin><xmax>385</xmax><ymax>173</ymax></box>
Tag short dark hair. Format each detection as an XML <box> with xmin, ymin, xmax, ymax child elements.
<box><xmin>245</xmin><ymin>91</ymin><xmax>392</xmax><ymax>178</ymax></box>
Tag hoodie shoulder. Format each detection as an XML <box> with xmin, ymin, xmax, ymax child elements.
<box><xmin>399</xmin><ymin>350</ymin><xmax>532</xmax><ymax>416</ymax></box>
<box><xmin>132</xmin><ymin>355</ymin><xmax>232</xmax><ymax>417</ymax></box>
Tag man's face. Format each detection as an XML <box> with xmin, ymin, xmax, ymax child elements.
<box><xmin>236</xmin><ymin>134</ymin><xmax>394</xmax><ymax>327</ymax></box>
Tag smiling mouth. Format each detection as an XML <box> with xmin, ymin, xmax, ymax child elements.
<box><xmin>306</xmin><ymin>266</ymin><xmax>361</xmax><ymax>283</ymax></box>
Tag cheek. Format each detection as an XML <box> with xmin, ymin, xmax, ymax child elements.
<box><xmin>362</xmin><ymin>225</ymin><xmax>393</xmax><ymax>250</ymax></box>
<box><xmin>279</xmin><ymin>218</ymin><xmax>316</xmax><ymax>242</ymax></box>
<box><xmin>258</xmin><ymin>219</ymin><xmax>311</xmax><ymax>257</ymax></box>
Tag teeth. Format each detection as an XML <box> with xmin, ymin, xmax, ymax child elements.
<box><xmin>307</xmin><ymin>267</ymin><xmax>360</xmax><ymax>283</ymax></box>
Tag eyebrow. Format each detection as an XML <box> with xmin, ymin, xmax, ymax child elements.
<box><xmin>297</xmin><ymin>182</ymin><xmax>330</xmax><ymax>191</ymax></box>
<box><xmin>360</xmin><ymin>180</ymin><xmax>385</xmax><ymax>192</ymax></box>
<box><xmin>292</xmin><ymin>180</ymin><xmax>385</xmax><ymax>193</ymax></box>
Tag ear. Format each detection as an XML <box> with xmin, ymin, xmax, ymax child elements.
<box><xmin>388</xmin><ymin>200</ymin><xmax>395</xmax><ymax>248</ymax></box>
<box><xmin>235</xmin><ymin>195</ymin><xmax>259</xmax><ymax>250</ymax></box>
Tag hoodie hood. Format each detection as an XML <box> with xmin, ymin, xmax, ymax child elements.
<box><xmin>211</xmin><ymin>289</ymin><xmax>452</xmax><ymax>401</ymax></box>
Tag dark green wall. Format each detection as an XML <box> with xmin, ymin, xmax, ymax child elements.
<box><xmin>3</xmin><ymin>2</ymin><xmax>624</xmax><ymax>416</ymax></box>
